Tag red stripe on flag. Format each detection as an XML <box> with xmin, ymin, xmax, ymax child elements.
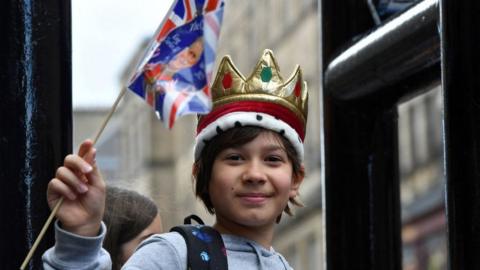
<box><xmin>146</xmin><ymin>91</ymin><xmax>154</xmax><ymax>107</ymax></box>
<box><xmin>157</xmin><ymin>19</ymin><xmax>176</xmax><ymax>41</ymax></box>
<box><xmin>145</xmin><ymin>64</ymin><xmax>164</xmax><ymax>83</ymax></box>
<box><xmin>205</xmin><ymin>0</ymin><xmax>219</xmax><ymax>12</ymax></box>
<box><xmin>169</xmin><ymin>92</ymin><xmax>188</xmax><ymax>128</ymax></box>
<box><xmin>205</xmin><ymin>15</ymin><xmax>220</xmax><ymax>36</ymax></box>
<box><xmin>185</xmin><ymin>0</ymin><xmax>193</xmax><ymax>21</ymax></box>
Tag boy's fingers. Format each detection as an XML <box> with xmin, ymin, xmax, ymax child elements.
<box><xmin>77</xmin><ymin>139</ymin><xmax>94</xmax><ymax>158</ymax></box>
<box><xmin>82</xmin><ymin>148</ymin><xmax>104</xmax><ymax>188</ymax></box>
<box><xmin>83</xmin><ymin>147</ymin><xmax>97</xmax><ymax>166</ymax></box>
<box><xmin>47</xmin><ymin>178</ymin><xmax>77</xmax><ymax>203</ymax></box>
<box><xmin>85</xmin><ymin>163</ymin><xmax>105</xmax><ymax>190</ymax></box>
<box><xmin>55</xmin><ymin>166</ymin><xmax>89</xmax><ymax>194</ymax></box>
<box><xmin>64</xmin><ymin>154</ymin><xmax>93</xmax><ymax>175</ymax></box>
<box><xmin>66</xmin><ymin>139</ymin><xmax>104</xmax><ymax>190</ymax></box>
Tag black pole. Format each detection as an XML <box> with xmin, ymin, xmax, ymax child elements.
<box><xmin>322</xmin><ymin>0</ymin><xmax>440</xmax><ymax>269</ymax></box>
<box><xmin>441</xmin><ymin>0</ymin><xmax>480</xmax><ymax>269</ymax></box>
<box><xmin>0</xmin><ymin>1</ymin><xmax>72</xmax><ymax>269</ymax></box>
<box><xmin>323</xmin><ymin>101</ymin><xmax>403</xmax><ymax>270</ymax></box>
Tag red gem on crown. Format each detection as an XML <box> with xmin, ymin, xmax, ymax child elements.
<box><xmin>222</xmin><ymin>72</ymin><xmax>232</xmax><ymax>90</ymax></box>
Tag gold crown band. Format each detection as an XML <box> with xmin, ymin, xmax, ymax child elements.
<box><xmin>209</xmin><ymin>49</ymin><xmax>308</xmax><ymax>125</ymax></box>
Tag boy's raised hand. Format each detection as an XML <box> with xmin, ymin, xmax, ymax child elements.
<box><xmin>46</xmin><ymin>139</ymin><xmax>106</xmax><ymax>237</ymax></box>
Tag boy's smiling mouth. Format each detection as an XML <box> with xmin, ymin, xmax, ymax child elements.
<box><xmin>237</xmin><ymin>192</ymin><xmax>273</xmax><ymax>204</ymax></box>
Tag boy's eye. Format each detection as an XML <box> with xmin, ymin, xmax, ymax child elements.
<box><xmin>265</xmin><ymin>155</ymin><xmax>284</xmax><ymax>163</ymax></box>
<box><xmin>225</xmin><ymin>154</ymin><xmax>242</xmax><ymax>161</ymax></box>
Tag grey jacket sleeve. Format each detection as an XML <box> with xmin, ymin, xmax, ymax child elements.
<box><xmin>121</xmin><ymin>232</ymin><xmax>187</xmax><ymax>270</ymax></box>
<box><xmin>42</xmin><ymin>220</ymin><xmax>112</xmax><ymax>270</ymax></box>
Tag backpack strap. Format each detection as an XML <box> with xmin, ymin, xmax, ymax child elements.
<box><xmin>183</xmin><ymin>214</ymin><xmax>205</xmax><ymax>225</ymax></box>
<box><xmin>171</xmin><ymin>215</ymin><xmax>228</xmax><ymax>270</ymax></box>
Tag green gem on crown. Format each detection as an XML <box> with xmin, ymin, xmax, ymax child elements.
<box><xmin>260</xmin><ymin>66</ymin><xmax>272</xmax><ymax>82</ymax></box>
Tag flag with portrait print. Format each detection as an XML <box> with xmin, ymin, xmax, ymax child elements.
<box><xmin>128</xmin><ymin>0</ymin><xmax>224</xmax><ymax>128</ymax></box>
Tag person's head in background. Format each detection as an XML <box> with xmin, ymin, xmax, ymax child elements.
<box><xmin>103</xmin><ymin>186</ymin><xmax>162</xmax><ymax>270</ymax></box>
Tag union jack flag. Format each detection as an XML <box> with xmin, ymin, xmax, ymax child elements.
<box><xmin>128</xmin><ymin>0</ymin><xmax>224</xmax><ymax>128</ymax></box>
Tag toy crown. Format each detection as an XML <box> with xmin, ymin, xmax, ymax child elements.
<box><xmin>195</xmin><ymin>49</ymin><xmax>309</xmax><ymax>160</ymax></box>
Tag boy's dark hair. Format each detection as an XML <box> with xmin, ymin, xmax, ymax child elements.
<box><xmin>192</xmin><ymin>126</ymin><xmax>304</xmax><ymax>218</ymax></box>
<box><xmin>103</xmin><ymin>186</ymin><xmax>158</xmax><ymax>270</ymax></box>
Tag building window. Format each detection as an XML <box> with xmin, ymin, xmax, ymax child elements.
<box><xmin>397</xmin><ymin>85</ymin><xmax>447</xmax><ymax>270</ymax></box>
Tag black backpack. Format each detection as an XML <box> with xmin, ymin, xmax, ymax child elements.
<box><xmin>170</xmin><ymin>215</ymin><xmax>228</xmax><ymax>270</ymax></box>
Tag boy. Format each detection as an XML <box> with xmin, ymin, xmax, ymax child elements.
<box><xmin>43</xmin><ymin>49</ymin><xmax>308</xmax><ymax>269</ymax></box>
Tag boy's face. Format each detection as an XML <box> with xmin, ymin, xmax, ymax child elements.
<box><xmin>209</xmin><ymin>131</ymin><xmax>303</xmax><ymax>230</ymax></box>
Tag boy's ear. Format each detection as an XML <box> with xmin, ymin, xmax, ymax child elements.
<box><xmin>192</xmin><ymin>163</ymin><xmax>199</xmax><ymax>177</ymax></box>
<box><xmin>290</xmin><ymin>164</ymin><xmax>305</xmax><ymax>198</ymax></box>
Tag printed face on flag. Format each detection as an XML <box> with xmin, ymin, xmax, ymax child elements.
<box><xmin>128</xmin><ymin>0</ymin><xmax>224</xmax><ymax>129</ymax></box>
<box><xmin>168</xmin><ymin>38</ymin><xmax>203</xmax><ymax>70</ymax></box>
<box><xmin>144</xmin><ymin>16</ymin><xmax>207</xmax><ymax>91</ymax></box>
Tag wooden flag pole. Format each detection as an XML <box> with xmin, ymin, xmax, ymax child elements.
<box><xmin>20</xmin><ymin>87</ymin><xmax>128</xmax><ymax>270</ymax></box>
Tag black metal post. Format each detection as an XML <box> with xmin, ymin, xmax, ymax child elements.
<box><xmin>323</xmin><ymin>101</ymin><xmax>403</xmax><ymax>270</ymax></box>
<box><xmin>441</xmin><ymin>0</ymin><xmax>480</xmax><ymax>269</ymax></box>
<box><xmin>0</xmin><ymin>1</ymin><xmax>72</xmax><ymax>269</ymax></box>
<box><xmin>322</xmin><ymin>0</ymin><xmax>440</xmax><ymax>269</ymax></box>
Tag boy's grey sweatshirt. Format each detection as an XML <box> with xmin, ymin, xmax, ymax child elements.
<box><xmin>43</xmin><ymin>221</ymin><xmax>293</xmax><ymax>270</ymax></box>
